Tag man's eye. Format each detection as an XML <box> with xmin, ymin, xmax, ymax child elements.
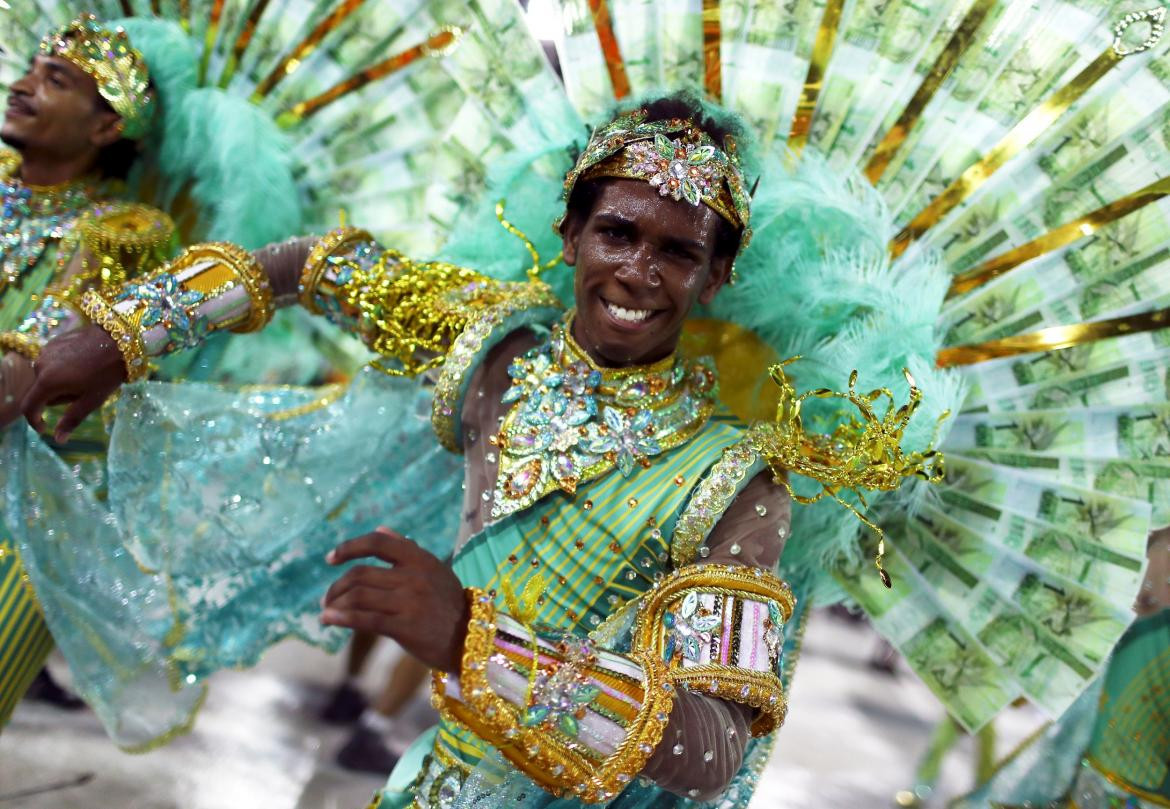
<box><xmin>48</xmin><ymin>75</ymin><xmax>65</xmax><ymax>88</ymax></box>
<box><xmin>601</xmin><ymin>227</ymin><xmax>629</xmax><ymax>240</ymax></box>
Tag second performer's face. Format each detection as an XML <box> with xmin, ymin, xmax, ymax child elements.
<box><xmin>563</xmin><ymin>179</ymin><xmax>732</xmax><ymax>368</ymax></box>
<box><xmin>1</xmin><ymin>55</ymin><xmax>123</xmax><ymax>166</ymax></box>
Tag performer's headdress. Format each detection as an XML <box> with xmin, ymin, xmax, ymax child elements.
<box><xmin>559</xmin><ymin>110</ymin><xmax>753</xmax><ymax>249</ymax></box>
<box><xmin>40</xmin><ymin>14</ymin><xmax>154</xmax><ymax>140</ymax></box>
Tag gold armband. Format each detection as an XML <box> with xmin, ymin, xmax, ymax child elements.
<box><xmin>433</xmin><ymin>589</ymin><xmax>674</xmax><ymax>803</ymax></box>
<box><xmin>634</xmin><ymin>564</ymin><xmax>794</xmax><ymax>736</ymax></box>
<box><xmin>82</xmin><ymin>241</ymin><xmax>273</xmax><ymax>381</ymax></box>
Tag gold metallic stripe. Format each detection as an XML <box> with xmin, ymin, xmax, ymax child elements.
<box><xmin>589</xmin><ymin>0</ymin><xmax>631</xmax><ymax>99</ymax></box>
<box><xmin>199</xmin><ymin>0</ymin><xmax>228</xmax><ymax>85</ymax></box>
<box><xmin>788</xmin><ymin>0</ymin><xmax>844</xmax><ymax>154</ymax></box>
<box><xmin>278</xmin><ymin>27</ymin><xmax>462</xmax><ymax>124</ymax></box>
<box><xmin>251</xmin><ymin>0</ymin><xmax>368</xmax><ymax>101</ymax></box>
<box><xmin>936</xmin><ymin>307</ymin><xmax>1170</xmax><ymax>367</ymax></box>
<box><xmin>218</xmin><ymin>0</ymin><xmax>276</xmax><ymax>87</ymax></box>
<box><xmin>702</xmin><ymin>0</ymin><xmax>721</xmax><ymax>102</ymax></box>
<box><xmin>864</xmin><ymin>0</ymin><xmax>996</xmax><ymax>184</ymax></box>
<box><xmin>948</xmin><ymin>176</ymin><xmax>1170</xmax><ymax>298</ymax></box>
<box><xmin>891</xmin><ymin>46</ymin><xmax>1126</xmax><ymax>259</ymax></box>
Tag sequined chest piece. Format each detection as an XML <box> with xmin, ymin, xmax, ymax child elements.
<box><xmin>491</xmin><ymin>320</ymin><xmax>717</xmax><ymax>519</ymax></box>
<box><xmin>0</xmin><ymin>159</ymin><xmax>97</xmax><ymax>292</ymax></box>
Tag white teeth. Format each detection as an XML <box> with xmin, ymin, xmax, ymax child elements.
<box><xmin>605</xmin><ymin>302</ymin><xmax>653</xmax><ymax>322</ymax></box>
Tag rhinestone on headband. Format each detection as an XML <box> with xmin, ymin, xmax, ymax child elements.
<box><xmin>559</xmin><ymin>110</ymin><xmax>752</xmax><ymax>250</ymax></box>
<box><xmin>40</xmin><ymin>14</ymin><xmax>154</xmax><ymax>140</ymax></box>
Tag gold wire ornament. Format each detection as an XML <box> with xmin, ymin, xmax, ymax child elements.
<box><xmin>495</xmin><ymin>200</ymin><xmax>562</xmax><ymax>281</ymax></box>
<box><xmin>756</xmin><ymin>359</ymin><xmax>947</xmax><ymax>588</ymax></box>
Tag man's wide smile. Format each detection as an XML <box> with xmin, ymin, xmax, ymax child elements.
<box><xmin>600</xmin><ymin>296</ymin><xmax>664</xmax><ymax>330</ymax></box>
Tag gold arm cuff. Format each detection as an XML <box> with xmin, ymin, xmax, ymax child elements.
<box><xmin>298</xmin><ymin>227</ymin><xmax>373</xmax><ymax>314</ymax></box>
<box><xmin>210</xmin><ymin>242</ymin><xmax>275</xmax><ymax>334</ymax></box>
<box><xmin>79</xmin><ymin>290</ymin><xmax>149</xmax><ymax>382</ymax></box>
<box><xmin>432</xmin><ymin>588</ymin><xmax>674</xmax><ymax>803</ymax></box>
<box><xmin>633</xmin><ymin>564</ymin><xmax>794</xmax><ymax>736</ymax></box>
<box><xmin>0</xmin><ymin>332</ymin><xmax>42</xmax><ymax>360</ymax></box>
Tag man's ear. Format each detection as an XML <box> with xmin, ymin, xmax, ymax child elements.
<box><xmin>561</xmin><ymin>213</ymin><xmax>584</xmax><ymax>267</ymax></box>
<box><xmin>89</xmin><ymin>109</ymin><xmax>125</xmax><ymax>150</ymax></box>
<box><xmin>698</xmin><ymin>254</ymin><xmax>734</xmax><ymax>305</ymax></box>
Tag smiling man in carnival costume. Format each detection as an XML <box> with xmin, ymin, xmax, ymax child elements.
<box><xmin>0</xmin><ymin>14</ymin><xmax>174</xmax><ymax>726</ymax></box>
<box><xmin>16</xmin><ymin>92</ymin><xmax>939</xmax><ymax>806</ymax></box>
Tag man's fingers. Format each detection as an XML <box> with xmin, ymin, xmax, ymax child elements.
<box><xmin>327</xmin><ymin>528</ymin><xmax>417</xmax><ymax>566</ymax></box>
<box><xmin>54</xmin><ymin>389</ymin><xmax>108</xmax><ymax>443</ymax></box>
<box><xmin>325</xmin><ymin>585</ymin><xmax>405</xmax><ymax>614</ymax></box>
<box><xmin>20</xmin><ymin>376</ymin><xmax>54</xmax><ymax>434</ymax></box>
<box><xmin>320</xmin><ymin>608</ymin><xmax>396</xmax><ymax>638</ymax></box>
<box><xmin>322</xmin><ymin>565</ymin><xmax>406</xmax><ymax>605</ymax></box>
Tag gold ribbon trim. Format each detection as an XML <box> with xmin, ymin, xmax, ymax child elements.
<box><xmin>788</xmin><ymin>0</ymin><xmax>844</xmax><ymax>154</ymax></box>
<box><xmin>702</xmin><ymin>0</ymin><xmax>722</xmax><ymax>102</ymax></box>
<box><xmin>864</xmin><ymin>0</ymin><xmax>997</xmax><ymax>184</ymax></box>
<box><xmin>936</xmin><ymin>307</ymin><xmax>1170</xmax><ymax>367</ymax></box>
<box><xmin>891</xmin><ymin>42</ymin><xmax>1136</xmax><ymax>259</ymax></box>
<box><xmin>251</xmin><ymin>0</ymin><xmax>368</xmax><ymax>101</ymax></box>
<box><xmin>589</xmin><ymin>0</ymin><xmax>631</xmax><ymax>99</ymax></box>
<box><xmin>279</xmin><ymin>27</ymin><xmax>462</xmax><ymax>124</ymax></box>
<box><xmin>948</xmin><ymin>176</ymin><xmax>1170</xmax><ymax>298</ymax></box>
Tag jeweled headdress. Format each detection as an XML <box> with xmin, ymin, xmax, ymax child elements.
<box><xmin>560</xmin><ymin>110</ymin><xmax>753</xmax><ymax>249</ymax></box>
<box><xmin>39</xmin><ymin>14</ymin><xmax>153</xmax><ymax>140</ymax></box>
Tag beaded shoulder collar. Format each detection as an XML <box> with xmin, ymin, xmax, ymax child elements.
<box><xmin>490</xmin><ymin>317</ymin><xmax>717</xmax><ymax>519</ymax></box>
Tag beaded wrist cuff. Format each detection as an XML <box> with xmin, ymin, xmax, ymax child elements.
<box><xmin>634</xmin><ymin>564</ymin><xmax>794</xmax><ymax>736</ymax></box>
<box><xmin>80</xmin><ymin>289</ymin><xmax>149</xmax><ymax>381</ymax></box>
<box><xmin>0</xmin><ymin>331</ymin><xmax>43</xmax><ymax>360</ymax></box>
<box><xmin>433</xmin><ymin>588</ymin><xmax>674</xmax><ymax>803</ymax></box>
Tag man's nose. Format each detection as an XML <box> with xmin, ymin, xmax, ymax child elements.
<box><xmin>613</xmin><ymin>245</ymin><xmax>661</xmax><ymax>287</ymax></box>
<box><xmin>8</xmin><ymin>74</ymin><xmax>34</xmax><ymax>96</ymax></box>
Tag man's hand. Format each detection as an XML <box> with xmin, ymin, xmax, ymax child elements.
<box><xmin>0</xmin><ymin>352</ymin><xmax>36</xmax><ymax>429</ymax></box>
<box><xmin>22</xmin><ymin>325</ymin><xmax>127</xmax><ymax>443</ymax></box>
<box><xmin>322</xmin><ymin>528</ymin><xmax>469</xmax><ymax>673</ymax></box>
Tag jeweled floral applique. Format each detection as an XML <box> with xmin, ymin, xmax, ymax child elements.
<box><xmin>491</xmin><ymin>318</ymin><xmax>716</xmax><ymax>518</ymax></box>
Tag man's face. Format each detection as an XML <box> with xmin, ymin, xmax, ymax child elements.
<box><xmin>564</xmin><ymin>179</ymin><xmax>733</xmax><ymax>368</ymax></box>
<box><xmin>1</xmin><ymin>55</ymin><xmax>122</xmax><ymax>163</ymax></box>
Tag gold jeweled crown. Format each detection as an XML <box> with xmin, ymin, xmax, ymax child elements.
<box><xmin>39</xmin><ymin>14</ymin><xmax>154</xmax><ymax>140</ymax></box>
<box><xmin>560</xmin><ymin>110</ymin><xmax>753</xmax><ymax>250</ymax></box>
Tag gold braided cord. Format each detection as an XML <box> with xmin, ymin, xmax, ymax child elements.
<box><xmin>948</xmin><ymin>176</ymin><xmax>1170</xmax><ymax>298</ymax></box>
<box><xmin>278</xmin><ymin>27</ymin><xmax>463</xmax><ymax>125</ymax></box>
<box><xmin>702</xmin><ymin>0</ymin><xmax>721</xmax><ymax>102</ymax></box>
<box><xmin>250</xmin><ymin>0</ymin><xmax>368</xmax><ymax>101</ymax></box>
<box><xmin>788</xmin><ymin>0</ymin><xmax>845</xmax><ymax>154</ymax></box>
<box><xmin>588</xmin><ymin>0</ymin><xmax>631</xmax><ymax>99</ymax></box>
<box><xmin>863</xmin><ymin>0</ymin><xmax>997</xmax><ymax>184</ymax></box>
<box><xmin>336</xmin><ymin>254</ymin><xmax>511</xmax><ymax>378</ymax></box>
<box><xmin>495</xmin><ymin>201</ymin><xmax>563</xmax><ymax>281</ymax></box>
<box><xmin>887</xmin><ymin>11</ymin><xmax>1166</xmax><ymax>260</ymax></box>
<box><xmin>756</xmin><ymin>360</ymin><xmax>947</xmax><ymax>587</ymax></box>
<box><xmin>936</xmin><ymin>307</ymin><xmax>1170</xmax><ymax>367</ymax></box>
